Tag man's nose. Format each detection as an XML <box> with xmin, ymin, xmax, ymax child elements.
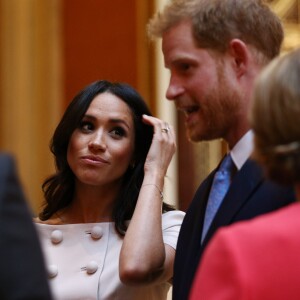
<box><xmin>165</xmin><ymin>76</ymin><xmax>184</xmax><ymax>100</ymax></box>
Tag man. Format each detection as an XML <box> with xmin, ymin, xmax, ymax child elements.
<box><xmin>0</xmin><ymin>153</ymin><xmax>52</xmax><ymax>299</ymax></box>
<box><xmin>190</xmin><ymin>47</ymin><xmax>300</xmax><ymax>300</ymax></box>
<box><xmin>148</xmin><ymin>0</ymin><xmax>296</xmax><ymax>299</ymax></box>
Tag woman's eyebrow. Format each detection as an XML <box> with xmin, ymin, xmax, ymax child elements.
<box><xmin>83</xmin><ymin>114</ymin><xmax>131</xmax><ymax>130</ymax></box>
<box><xmin>110</xmin><ymin>118</ymin><xmax>131</xmax><ymax>130</ymax></box>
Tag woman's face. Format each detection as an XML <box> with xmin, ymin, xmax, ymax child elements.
<box><xmin>67</xmin><ymin>92</ymin><xmax>135</xmax><ymax>187</ymax></box>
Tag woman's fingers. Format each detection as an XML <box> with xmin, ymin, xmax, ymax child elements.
<box><xmin>142</xmin><ymin>115</ymin><xmax>176</xmax><ymax>175</ymax></box>
<box><xmin>142</xmin><ymin>115</ymin><xmax>175</xmax><ymax>141</ymax></box>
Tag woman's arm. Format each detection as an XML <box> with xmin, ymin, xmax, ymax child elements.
<box><xmin>119</xmin><ymin>115</ymin><xmax>176</xmax><ymax>286</ymax></box>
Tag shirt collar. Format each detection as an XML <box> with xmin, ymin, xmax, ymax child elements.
<box><xmin>230</xmin><ymin>130</ymin><xmax>253</xmax><ymax>170</ymax></box>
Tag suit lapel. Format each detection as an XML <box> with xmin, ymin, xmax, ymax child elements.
<box><xmin>187</xmin><ymin>169</ymin><xmax>216</xmax><ymax>254</ymax></box>
<box><xmin>180</xmin><ymin>169</ymin><xmax>216</xmax><ymax>286</ymax></box>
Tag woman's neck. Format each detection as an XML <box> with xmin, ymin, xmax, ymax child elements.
<box><xmin>58</xmin><ymin>182</ymin><xmax>120</xmax><ymax>224</ymax></box>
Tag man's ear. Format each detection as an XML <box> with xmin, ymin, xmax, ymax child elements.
<box><xmin>228</xmin><ymin>39</ymin><xmax>250</xmax><ymax>78</ymax></box>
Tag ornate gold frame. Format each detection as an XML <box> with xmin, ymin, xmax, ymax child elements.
<box><xmin>269</xmin><ymin>0</ymin><xmax>300</xmax><ymax>51</ymax></box>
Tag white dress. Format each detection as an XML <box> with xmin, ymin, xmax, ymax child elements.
<box><xmin>35</xmin><ymin>210</ymin><xmax>185</xmax><ymax>300</ymax></box>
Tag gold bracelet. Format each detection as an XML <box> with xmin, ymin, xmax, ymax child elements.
<box><xmin>142</xmin><ymin>184</ymin><xmax>164</xmax><ymax>200</ymax></box>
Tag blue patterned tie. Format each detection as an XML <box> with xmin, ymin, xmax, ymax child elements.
<box><xmin>201</xmin><ymin>154</ymin><xmax>236</xmax><ymax>243</ymax></box>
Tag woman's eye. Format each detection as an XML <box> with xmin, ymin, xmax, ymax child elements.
<box><xmin>111</xmin><ymin>127</ymin><xmax>125</xmax><ymax>138</ymax></box>
<box><xmin>79</xmin><ymin>121</ymin><xmax>94</xmax><ymax>132</ymax></box>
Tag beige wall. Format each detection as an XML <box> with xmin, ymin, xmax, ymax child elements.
<box><xmin>0</xmin><ymin>0</ymin><xmax>62</xmax><ymax>213</ymax></box>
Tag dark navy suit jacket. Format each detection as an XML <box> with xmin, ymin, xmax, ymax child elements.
<box><xmin>0</xmin><ymin>153</ymin><xmax>52</xmax><ymax>299</ymax></box>
<box><xmin>172</xmin><ymin>158</ymin><xmax>295</xmax><ymax>300</ymax></box>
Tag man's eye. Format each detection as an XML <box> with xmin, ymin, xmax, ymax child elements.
<box><xmin>180</xmin><ymin>63</ymin><xmax>190</xmax><ymax>71</ymax></box>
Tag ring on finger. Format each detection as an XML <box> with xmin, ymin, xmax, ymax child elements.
<box><xmin>161</xmin><ymin>128</ymin><xmax>169</xmax><ymax>133</ymax></box>
<box><xmin>161</xmin><ymin>123</ymin><xmax>170</xmax><ymax>133</ymax></box>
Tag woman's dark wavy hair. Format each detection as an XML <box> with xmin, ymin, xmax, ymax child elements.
<box><xmin>39</xmin><ymin>80</ymin><xmax>174</xmax><ymax>235</ymax></box>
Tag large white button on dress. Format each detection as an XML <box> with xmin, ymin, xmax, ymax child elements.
<box><xmin>51</xmin><ymin>230</ymin><xmax>63</xmax><ymax>244</ymax></box>
<box><xmin>91</xmin><ymin>225</ymin><xmax>103</xmax><ymax>239</ymax></box>
<box><xmin>86</xmin><ymin>260</ymin><xmax>98</xmax><ymax>274</ymax></box>
<box><xmin>48</xmin><ymin>264</ymin><xmax>58</xmax><ymax>278</ymax></box>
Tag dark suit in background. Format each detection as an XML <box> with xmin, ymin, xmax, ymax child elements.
<box><xmin>0</xmin><ymin>153</ymin><xmax>52</xmax><ymax>299</ymax></box>
<box><xmin>173</xmin><ymin>159</ymin><xmax>295</xmax><ymax>300</ymax></box>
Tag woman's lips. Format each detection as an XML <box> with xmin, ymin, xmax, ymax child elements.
<box><xmin>81</xmin><ymin>155</ymin><xmax>109</xmax><ymax>165</ymax></box>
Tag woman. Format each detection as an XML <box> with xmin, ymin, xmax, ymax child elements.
<box><xmin>35</xmin><ymin>80</ymin><xmax>185</xmax><ymax>300</ymax></box>
<box><xmin>190</xmin><ymin>48</ymin><xmax>300</xmax><ymax>300</ymax></box>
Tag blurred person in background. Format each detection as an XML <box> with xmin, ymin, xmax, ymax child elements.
<box><xmin>0</xmin><ymin>153</ymin><xmax>52</xmax><ymax>299</ymax></box>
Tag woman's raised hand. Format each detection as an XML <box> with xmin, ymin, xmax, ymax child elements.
<box><xmin>142</xmin><ymin>115</ymin><xmax>176</xmax><ymax>179</ymax></box>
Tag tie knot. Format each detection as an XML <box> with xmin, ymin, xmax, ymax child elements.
<box><xmin>219</xmin><ymin>154</ymin><xmax>235</xmax><ymax>174</ymax></box>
